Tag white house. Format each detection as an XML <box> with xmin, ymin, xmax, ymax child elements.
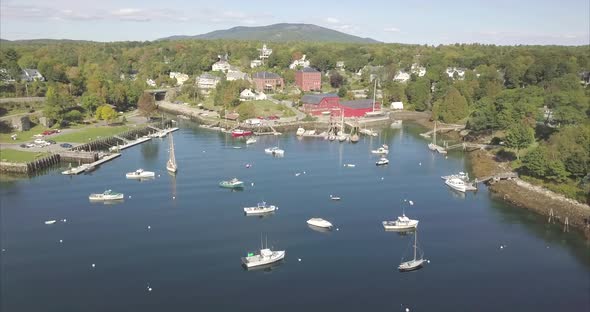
<box><xmin>390</xmin><ymin>101</ymin><xmax>404</xmax><ymax>110</ymax></box>
<box><xmin>250</xmin><ymin>60</ymin><xmax>263</xmax><ymax>68</ymax></box>
<box><xmin>258</xmin><ymin>44</ymin><xmax>273</xmax><ymax>59</ymax></box>
<box><xmin>227</xmin><ymin>69</ymin><xmax>248</xmax><ymax>81</ymax></box>
<box><xmin>197</xmin><ymin>73</ymin><xmax>220</xmax><ymax>92</ymax></box>
<box><xmin>446</xmin><ymin>67</ymin><xmax>466</xmax><ymax>80</ymax></box>
<box><xmin>393</xmin><ymin>71</ymin><xmax>411</xmax><ymax>82</ymax></box>
<box><xmin>169</xmin><ymin>72</ymin><xmax>189</xmax><ymax>86</ymax></box>
<box><xmin>146</xmin><ymin>78</ymin><xmax>156</xmax><ymax>87</ymax></box>
<box><xmin>289</xmin><ymin>54</ymin><xmax>310</xmax><ymax>69</ymax></box>
<box><xmin>239</xmin><ymin>88</ymin><xmax>267</xmax><ymax>101</ymax></box>
<box><xmin>212</xmin><ymin>53</ymin><xmax>231</xmax><ymax>72</ymax></box>
<box><xmin>336</xmin><ymin>61</ymin><xmax>345</xmax><ymax>70</ymax></box>
<box><xmin>411</xmin><ymin>64</ymin><xmax>426</xmax><ymax>77</ymax></box>
<box><xmin>244</xmin><ymin>118</ymin><xmax>262</xmax><ymax>125</ymax></box>
<box><xmin>21</xmin><ymin>69</ymin><xmax>44</xmax><ymax>82</ymax></box>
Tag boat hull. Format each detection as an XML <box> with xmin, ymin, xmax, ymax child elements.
<box><xmin>244</xmin><ymin>206</ymin><xmax>277</xmax><ymax>215</ymax></box>
<box><xmin>383</xmin><ymin>220</ymin><xmax>419</xmax><ymax>231</ymax></box>
<box><xmin>89</xmin><ymin>194</ymin><xmax>124</xmax><ymax>201</ymax></box>
<box><xmin>231</xmin><ymin>130</ymin><xmax>253</xmax><ymax>137</ymax></box>
<box><xmin>126</xmin><ymin>171</ymin><xmax>155</xmax><ymax>179</ymax></box>
<box><xmin>307</xmin><ymin>218</ymin><xmax>333</xmax><ymax>228</ymax></box>
<box><xmin>219</xmin><ymin>182</ymin><xmax>244</xmax><ymax>189</ymax></box>
<box><xmin>398</xmin><ymin>259</ymin><xmax>425</xmax><ymax>272</ymax></box>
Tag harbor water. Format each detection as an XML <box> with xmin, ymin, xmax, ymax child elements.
<box><xmin>1</xmin><ymin>122</ymin><xmax>588</xmax><ymax>311</ymax></box>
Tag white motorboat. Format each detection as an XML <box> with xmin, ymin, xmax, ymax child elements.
<box><xmin>441</xmin><ymin>172</ymin><xmax>469</xmax><ymax>181</ymax></box>
<box><xmin>398</xmin><ymin>230</ymin><xmax>426</xmax><ymax>272</ymax></box>
<box><xmin>344</xmin><ymin>164</ymin><xmax>356</xmax><ymax>168</ymax></box>
<box><xmin>166</xmin><ymin>133</ymin><xmax>178</xmax><ymax>173</ymax></box>
<box><xmin>45</xmin><ymin>220</ymin><xmax>57</xmax><ymax>225</ymax></box>
<box><xmin>376</xmin><ymin>157</ymin><xmax>389</xmax><ymax>166</ymax></box>
<box><xmin>244</xmin><ymin>202</ymin><xmax>277</xmax><ymax>215</ymax></box>
<box><xmin>219</xmin><ymin>178</ymin><xmax>244</xmax><ymax>189</ymax></box>
<box><xmin>126</xmin><ymin>168</ymin><xmax>155</xmax><ymax>179</ymax></box>
<box><xmin>89</xmin><ymin>189</ymin><xmax>124</xmax><ymax>201</ymax></box>
<box><xmin>371</xmin><ymin>147</ymin><xmax>389</xmax><ymax>155</ymax></box>
<box><xmin>264</xmin><ymin>146</ymin><xmax>284</xmax><ymax>157</ymax></box>
<box><xmin>307</xmin><ymin>218</ymin><xmax>333</xmax><ymax>229</ymax></box>
<box><xmin>445</xmin><ymin>177</ymin><xmax>477</xmax><ymax>192</ymax></box>
<box><xmin>241</xmin><ymin>237</ymin><xmax>285</xmax><ymax>268</ymax></box>
<box><xmin>328</xmin><ymin>134</ymin><xmax>336</xmax><ymax>141</ymax></box>
<box><xmin>296</xmin><ymin>127</ymin><xmax>305</xmax><ymax>136</ymax></box>
<box><xmin>329</xmin><ymin>195</ymin><xmax>341</xmax><ymax>200</ymax></box>
<box><xmin>360</xmin><ymin>128</ymin><xmax>379</xmax><ymax>136</ymax></box>
<box><xmin>246</xmin><ymin>138</ymin><xmax>257</xmax><ymax>145</ymax></box>
<box><xmin>383</xmin><ymin>214</ymin><xmax>419</xmax><ymax>231</ymax></box>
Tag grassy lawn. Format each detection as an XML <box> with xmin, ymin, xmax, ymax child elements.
<box><xmin>52</xmin><ymin>125</ymin><xmax>131</xmax><ymax>143</ymax></box>
<box><xmin>236</xmin><ymin>100</ymin><xmax>295</xmax><ymax>119</ymax></box>
<box><xmin>0</xmin><ymin>148</ymin><xmax>48</xmax><ymax>163</ymax></box>
<box><xmin>0</xmin><ymin>124</ymin><xmax>48</xmax><ymax>143</ymax></box>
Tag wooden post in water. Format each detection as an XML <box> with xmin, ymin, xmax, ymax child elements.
<box><xmin>548</xmin><ymin>208</ymin><xmax>554</xmax><ymax>223</ymax></box>
<box><xmin>564</xmin><ymin>216</ymin><xmax>569</xmax><ymax>232</ymax></box>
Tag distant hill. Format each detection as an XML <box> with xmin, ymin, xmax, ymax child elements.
<box><xmin>159</xmin><ymin>23</ymin><xmax>380</xmax><ymax>43</ymax></box>
<box><xmin>0</xmin><ymin>38</ymin><xmax>93</xmax><ymax>45</ymax></box>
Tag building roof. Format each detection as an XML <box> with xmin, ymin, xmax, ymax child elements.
<box><xmin>252</xmin><ymin>71</ymin><xmax>281</xmax><ymax>79</ymax></box>
<box><xmin>301</xmin><ymin>93</ymin><xmax>338</xmax><ymax>105</ymax></box>
<box><xmin>340</xmin><ymin>99</ymin><xmax>378</xmax><ymax>109</ymax></box>
<box><xmin>298</xmin><ymin>67</ymin><xmax>319</xmax><ymax>73</ymax></box>
<box><xmin>199</xmin><ymin>73</ymin><xmax>220</xmax><ymax>80</ymax></box>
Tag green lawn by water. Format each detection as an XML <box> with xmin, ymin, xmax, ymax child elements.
<box><xmin>0</xmin><ymin>125</ymin><xmax>48</xmax><ymax>143</ymax></box>
<box><xmin>52</xmin><ymin>125</ymin><xmax>131</xmax><ymax>143</ymax></box>
<box><xmin>0</xmin><ymin>148</ymin><xmax>48</xmax><ymax>163</ymax></box>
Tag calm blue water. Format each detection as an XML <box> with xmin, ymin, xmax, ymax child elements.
<box><xmin>1</xmin><ymin>122</ymin><xmax>589</xmax><ymax>312</ymax></box>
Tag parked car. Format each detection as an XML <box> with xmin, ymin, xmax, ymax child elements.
<box><xmin>34</xmin><ymin>139</ymin><xmax>47</xmax><ymax>144</ymax></box>
<box><xmin>46</xmin><ymin>140</ymin><xmax>56</xmax><ymax>144</ymax></box>
<box><xmin>25</xmin><ymin>143</ymin><xmax>36</xmax><ymax>148</ymax></box>
<box><xmin>42</xmin><ymin>129</ymin><xmax>59</xmax><ymax>136</ymax></box>
<box><xmin>60</xmin><ymin>143</ymin><xmax>73</xmax><ymax>148</ymax></box>
<box><xmin>266</xmin><ymin>115</ymin><xmax>280</xmax><ymax>120</ymax></box>
<box><xmin>19</xmin><ymin>144</ymin><xmax>28</xmax><ymax>148</ymax></box>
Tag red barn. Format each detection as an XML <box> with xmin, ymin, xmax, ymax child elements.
<box><xmin>295</xmin><ymin>67</ymin><xmax>321</xmax><ymax>91</ymax></box>
<box><xmin>339</xmin><ymin>99</ymin><xmax>381</xmax><ymax>117</ymax></box>
<box><xmin>301</xmin><ymin>94</ymin><xmax>340</xmax><ymax>115</ymax></box>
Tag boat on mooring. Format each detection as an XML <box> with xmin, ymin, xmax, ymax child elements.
<box><xmin>376</xmin><ymin>156</ymin><xmax>389</xmax><ymax>166</ymax></box>
<box><xmin>264</xmin><ymin>146</ymin><xmax>284</xmax><ymax>157</ymax></box>
<box><xmin>371</xmin><ymin>146</ymin><xmax>389</xmax><ymax>155</ymax></box>
<box><xmin>383</xmin><ymin>214</ymin><xmax>419</xmax><ymax>231</ymax></box>
<box><xmin>219</xmin><ymin>178</ymin><xmax>244</xmax><ymax>189</ymax></box>
<box><xmin>166</xmin><ymin>133</ymin><xmax>178</xmax><ymax>173</ymax></box>
<box><xmin>246</xmin><ymin>137</ymin><xmax>257</xmax><ymax>145</ymax></box>
<box><xmin>126</xmin><ymin>168</ymin><xmax>155</xmax><ymax>179</ymax></box>
<box><xmin>241</xmin><ymin>236</ymin><xmax>285</xmax><ymax>268</ymax></box>
<box><xmin>244</xmin><ymin>202</ymin><xmax>277</xmax><ymax>215</ymax></box>
<box><xmin>89</xmin><ymin>189</ymin><xmax>124</xmax><ymax>201</ymax></box>
<box><xmin>307</xmin><ymin>218</ymin><xmax>333</xmax><ymax>229</ymax></box>
<box><xmin>398</xmin><ymin>230</ymin><xmax>426</xmax><ymax>272</ymax></box>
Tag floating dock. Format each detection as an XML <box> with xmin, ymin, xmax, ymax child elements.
<box><xmin>62</xmin><ymin>153</ymin><xmax>121</xmax><ymax>175</ymax></box>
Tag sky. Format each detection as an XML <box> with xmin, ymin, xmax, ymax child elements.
<box><xmin>1</xmin><ymin>0</ymin><xmax>589</xmax><ymax>45</ymax></box>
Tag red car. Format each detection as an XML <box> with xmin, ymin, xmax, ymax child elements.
<box><xmin>266</xmin><ymin>115</ymin><xmax>280</xmax><ymax>120</ymax></box>
<box><xmin>42</xmin><ymin>129</ymin><xmax>60</xmax><ymax>136</ymax></box>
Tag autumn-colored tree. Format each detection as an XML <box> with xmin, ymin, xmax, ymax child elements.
<box><xmin>137</xmin><ymin>92</ymin><xmax>156</xmax><ymax>119</ymax></box>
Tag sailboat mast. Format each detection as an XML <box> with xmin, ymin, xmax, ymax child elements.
<box><xmin>433</xmin><ymin>121</ymin><xmax>437</xmax><ymax>145</ymax></box>
<box><xmin>413</xmin><ymin>230</ymin><xmax>418</xmax><ymax>261</ymax></box>
<box><xmin>372</xmin><ymin>79</ymin><xmax>377</xmax><ymax>112</ymax></box>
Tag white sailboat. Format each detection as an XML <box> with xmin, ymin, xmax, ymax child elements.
<box><xmin>428</xmin><ymin>121</ymin><xmax>447</xmax><ymax>154</ymax></box>
<box><xmin>166</xmin><ymin>133</ymin><xmax>178</xmax><ymax>173</ymax></box>
<box><xmin>398</xmin><ymin>230</ymin><xmax>426</xmax><ymax>272</ymax></box>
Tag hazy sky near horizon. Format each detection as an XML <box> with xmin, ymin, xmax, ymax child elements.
<box><xmin>1</xmin><ymin>0</ymin><xmax>588</xmax><ymax>45</ymax></box>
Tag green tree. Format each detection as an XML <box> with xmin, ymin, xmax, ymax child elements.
<box><xmin>44</xmin><ymin>85</ymin><xmax>75</xmax><ymax>122</ymax></box>
<box><xmin>521</xmin><ymin>147</ymin><xmax>548</xmax><ymax>178</ymax></box>
<box><xmin>504</xmin><ymin>123</ymin><xmax>534</xmax><ymax>160</ymax></box>
<box><xmin>81</xmin><ymin>93</ymin><xmax>103</xmax><ymax>115</ymax></box>
<box><xmin>432</xmin><ymin>87</ymin><xmax>469</xmax><ymax>123</ymax></box>
<box><xmin>95</xmin><ymin>105</ymin><xmax>118</xmax><ymax>123</ymax></box>
<box><xmin>405</xmin><ymin>78</ymin><xmax>431</xmax><ymax>111</ymax></box>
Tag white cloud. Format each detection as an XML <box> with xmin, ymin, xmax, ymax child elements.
<box><xmin>325</xmin><ymin>17</ymin><xmax>339</xmax><ymax>24</ymax></box>
<box><xmin>383</xmin><ymin>27</ymin><xmax>401</xmax><ymax>33</ymax></box>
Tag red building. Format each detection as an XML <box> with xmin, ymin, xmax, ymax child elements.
<box><xmin>252</xmin><ymin>71</ymin><xmax>284</xmax><ymax>92</ymax></box>
<box><xmin>339</xmin><ymin>99</ymin><xmax>381</xmax><ymax>117</ymax></box>
<box><xmin>301</xmin><ymin>94</ymin><xmax>340</xmax><ymax>115</ymax></box>
<box><xmin>301</xmin><ymin>94</ymin><xmax>381</xmax><ymax>117</ymax></box>
<box><xmin>295</xmin><ymin>67</ymin><xmax>321</xmax><ymax>91</ymax></box>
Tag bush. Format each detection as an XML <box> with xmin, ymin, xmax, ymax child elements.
<box><xmin>65</xmin><ymin>110</ymin><xmax>83</xmax><ymax>122</ymax></box>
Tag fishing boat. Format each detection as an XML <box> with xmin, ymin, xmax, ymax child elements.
<box><xmin>444</xmin><ymin>177</ymin><xmax>477</xmax><ymax>192</ymax></box>
<box><xmin>244</xmin><ymin>202</ymin><xmax>277</xmax><ymax>215</ymax></box>
<box><xmin>231</xmin><ymin>129</ymin><xmax>253</xmax><ymax>137</ymax></box>
<box><xmin>307</xmin><ymin>218</ymin><xmax>333</xmax><ymax>229</ymax></box>
<box><xmin>246</xmin><ymin>137</ymin><xmax>257</xmax><ymax>145</ymax></box>
<box><xmin>219</xmin><ymin>178</ymin><xmax>244</xmax><ymax>189</ymax></box>
<box><xmin>166</xmin><ymin>133</ymin><xmax>178</xmax><ymax>173</ymax></box>
<box><xmin>241</xmin><ymin>236</ymin><xmax>285</xmax><ymax>268</ymax></box>
<box><xmin>371</xmin><ymin>147</ymin><xmax>389</xmax><ymax>155</ymax></box>
<box><xmin>126</xmin><ymin>168</ymin><xmax>155</xmax><ymax>179</ymax></box>
<box><xmin>296</xmin><ymin>127</ymin><xmax>305</xmax><ymax>136</ymax></box>
<box><xmin>441</xmin><ymin>172</ymin><xmax>469</xmax><ymax>181</ymax></box>
<box><xmin>376</xmin><ymin>157</ymin><xmax>389</xmax><ymax>166</ymax></box>
<box><xmin>88</xmin><ymin>189</ymin><xmax>124</xmax><ymax>201</ymax></box>
<box><xmin>398</xmin><ymin>230</ymin><xmax>426</xmax><ymax>272</ymax></box>
<box><xmin>329</xmin><ymin>195</ymin><xmax>341</xmax><ymax>200</ymax></box>
<box><xmin>264</xmin><ymin>146</ymin><xmax>284</xmax><ymax>157</ymax></box>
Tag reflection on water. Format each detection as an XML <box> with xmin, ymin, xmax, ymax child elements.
<box><xmin>242</xmin><ymin>260</ymin><xmax>285</xmax><ymax>272</ymax></box>
<box><xmin>307</xmin><ymin>224</ymin><xmax>333</xmax><ymax>233</ymax></box>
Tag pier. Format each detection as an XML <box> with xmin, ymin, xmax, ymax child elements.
<box><xmin>61</xmin><ymin>153</ymin><xmax>121</xmax><ymax>175</ymax></box>
<box><xmin>475</xmin><ymin>172</ymin><xmax>518</xmax><ymax>184</ymax></box>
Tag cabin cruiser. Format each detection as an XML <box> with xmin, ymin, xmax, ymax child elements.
<box><xmin>441</xmin><ymin>172</ymin><xmax>469</xmax><ymax>181</ymax></box>
<box><xmin>382</xmin><ymin>214</ymin><xmax>419</xmax><ymax>231</ymax></box>
<box><xmin>89</xmin><ymin>190</ymin><xmax>124</xmax><ymax>201</ymax></box>
<box><xmin>444</xmin><ymin>177</ymin><xmax>477</xmax><ymax>192</ymax></box>
<box><xmin>244</xmin><ymin>202</ymin><xmax>277</xmax><ymax>215</ymax></box>
<box><xmin>126</xmin><ymin>168</ymin><xmax>155</xmax><ymax>179</ymax></box>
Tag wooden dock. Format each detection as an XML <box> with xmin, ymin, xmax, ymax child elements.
<box><xmin>475</xmin><ymin>172</ymin><xmax>518</xmax><ymax>184</ymax></box>
<box><xmin>109</xmin><ymin>137</ymin><xmax>152</xmax><ymax>152</ymax></box>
